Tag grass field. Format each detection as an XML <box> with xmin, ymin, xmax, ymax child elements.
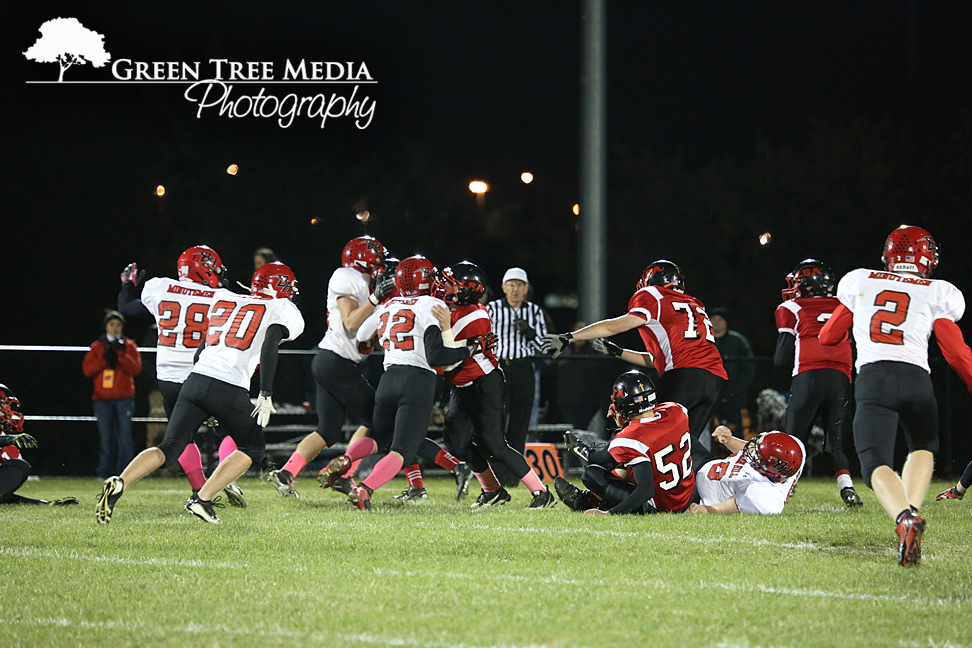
<box><xmin>2</xmin><ymin>475</ymin><xmax>971</xmax><ymax>648</ymax></box>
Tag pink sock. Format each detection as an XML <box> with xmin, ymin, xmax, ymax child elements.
<box><xmin>281</xmin><ymin>452</ymin><xmax>308</xmax><ymax>477</ymax></box>
<box><xmin>434</xmin><ymin>448</ymin><xmax>460</xmax><ymax>471</ymax></box>
<box><xmin>475</xmin><ymin>469</ymin><xmax>502</xmax><ymax>492</ymax></box>
<box><xmin>363</xmin><ymin>454</ymin><xmax>404</xmax><ymax>492</ymax></box>
<box><xmin>520</xmin><ymin>468</ymin><xmax>545</xmax><ymax>493</ymax></box>
<box><xmin>345</xmin><ymin>438</ymin><xmax>377</xmax><ymax>463</ymax></box>
<box><xmin>218</xmin><ymin>436</ymin><xmax>237</xmax><ymax>463</ymax></box>
<box><xmin>178</xmin><ymin>444</ymin><xmax>206</xmax><ymax>491</ymax></box>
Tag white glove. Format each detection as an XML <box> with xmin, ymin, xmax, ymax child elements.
<box><xmin>251</xmin><ymin>392</ymin><xmax>276</xmax><ymax>427</ymax></box>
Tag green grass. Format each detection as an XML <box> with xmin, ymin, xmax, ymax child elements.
<box><xmin>2</xmin><ymin>475</ymin><xmax>971</xmax><ymax>648</ymax></box>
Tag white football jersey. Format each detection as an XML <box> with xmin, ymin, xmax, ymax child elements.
<box><xmin>697</xmin><ymin>437</ymin><xmax>805</xmax><ymax>515</ymax></box>
<box><xmin>318</xmin><ymin>266</ymin><xmax>373</xmax><ymax>363</ymax></box>
<box><xmin>358</xmin><ymin>295</ymin><xmax>446</xmax><ymax>373</ymax></box>
<box><xmin>836</xmin><ymin>268</ymin><xmax>965</xmax><ymax>372</ymax></box>
<box><xmin>139</xmin><ymin>277</ymin><xmax>216</xmax><ymax>383</ymax></box>
<box><xmin>192</xmin><ymin>289</ymin><xmax>305</xmax><ymax>389</ymax></box>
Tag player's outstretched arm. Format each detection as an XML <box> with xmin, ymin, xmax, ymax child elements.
<box><xmin>337</xmin><ymin>295</ymin><xmax>376</xmax><ymax>336</ymax></box>
<box><xmin>774</xmin><ymin>332</ymin><xmax>796</xmax><ymax>369</ymax></box>
<box><xmin>424</xmin><ymin>326</ymin><xmax>471</xmax><ymax>367</ymax></box>
<box><xmin>573</xmin><ymin>314</ymin><xmax>646</xmax><ymax>342</ymax></box>
<box><xmin>933</xmin><ymin>318</ymin><xmax>972</xmax><ymax>392</ymax></box>
<box><xmin>688</xmin><ymin>497</ymin><xmax>739</xmax><ymax>514</ymax></box>
<box><xmin>819</xmin><ymin>304</ymin><xmax>853</xmax><ymax>346</ymax></box>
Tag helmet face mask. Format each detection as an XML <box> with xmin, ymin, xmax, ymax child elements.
<box><xmin>742</xmin><ymin>432</ymin><xmax>803</xmax><ymax>482</ymax></box>
<box><xmin>636</xmin><ymin>260</ymin><xmax>685</xmax><ymax>293</ymax></box>
<box><xmin>782</xmin><ymin>259</ymin><xmax>835</xmax><ymax>301</ymax></box>
<box><xmin>177</xmin><ymin>245</ymin><xmax>225</xmax><ymax>289</ymax></box>
<box><xmin>435</xmin><ymin>261</ymin><xmax>487</xmax><ymax>307</ymax></box>
<box><xmin>395</xmin><ymin>256</ymin><xmax>436</xmax><ymax>297</ymax></box>
<box><xmin>610</xmin><ymin>370</ymin><xmax>657</xmax><ymax>422</ymax></box>
<box><xmin>250</xmin><ymin>262</ymin><xmax>298</xmax><ymax>300</ymax></box>
<box><xmin>342</xmin><ymin>236</ymin><xmax>385</xmax><ymax>274</ymax></box>
<box><xmin>881</xmin><ymin>226</ymin><xmax>939</xmax><ymax>278</ymax></box>
<box><xmin>0</xmin><ymin>384</ymin><xmax>24</xmax><ymax>434</ymax></box>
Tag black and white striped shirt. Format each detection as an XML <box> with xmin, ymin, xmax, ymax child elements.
<box><xmin>486</xmin><ymin>298</ymin><xmax>548</xmax><ymax>360</ymax></box>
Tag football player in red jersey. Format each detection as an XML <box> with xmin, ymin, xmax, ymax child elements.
<box><xmin>541</xmin><ymin>260</ymin><xmax>726</xmax><ymax>469</ymax></box>
<box><xmin>1</xmin><ymin>384</ymin><xmax>77</xmax><ymax>506</ymax></box>
<box><xmin>775</xmin><ymin>259</ymin><xmax>862</xmax><ymax>508</ymax></box>
<box><xmin>820</xmin><ymin>226</ymin><xmax>972</xmax><ymax>565</ymax></box>
<box><xmin>96</xmin><ymin>262</ymin><xmax>305</xmax><ymax>525</ymax></box>
<box><xmin>115</xmin><ymin>246</ymin><xmax>247</xmax><ymax>507</ymax></box>
<box><xmin>553</xmin><ymin>370</ymin><xmax>694</xmax><ymax>514</ymax></box>
<box><xmin>265</xmin><ymin>237</ymin><xmax>394</xmax><ymax>498</ymax></box>
<box><xmin>432</xmin><ymin>262</ymin><xmax>555</xmax><ymax>509</ymax></box>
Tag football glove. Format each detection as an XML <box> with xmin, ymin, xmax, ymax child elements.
<box><xmin>540</xmin><ymin>333</ymin><xmax>573</xmax><ymax>359</ymax></box>
<box><xmin>513</xmin><ymin>318</ymin><xmax>534</xmax><ymax>337</ymax></box>
<box><xmin>936</xmin><ymin>487</ymin><xmax>964</xmax><ymax>501</ymax></box>
<box><xmin>5</xmin><ymin>433</ymin><xmax>38</xmax><ymax>450</ymax></box>
<box><xmin>373</xmin><ymin>273</ymin><xmax>396</xmax><ymax>302</ymax></box>
<box><xmin>120</xmin><ymin>263</ymin><xmax>146</xmax><ymax>286</ymax></box>
<box><xmin>591</xmin><ymin>338</ymin><xmax>622</xmax><ymax>357</ymax></box>
<box><xmin>251</xmin><ymin>393</ymin><xmax>276</xmax><ymax>428</ymax></box>
<box><xmin>468</xmin><ymin>333</ymin><xmax>498</xmax><ymax>356</ymax></box>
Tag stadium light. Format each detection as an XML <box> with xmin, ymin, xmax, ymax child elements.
<box><xmin>156</xmin><ymin>185</ymin><xmax>165</xmax><ymax>197</ymax></box>
<box><xmin>521</xmin><ymin>172</ymin><xmax>534</xmax><ymax>184</ymax></box>
<box><xmin>759</xmin><ymin>232</ymin><xmax>772</xmax><ymax>246</ymax></box>
<box><xmin>469</xmin><ymin>181</ymin><xmax>489</xmax><ymax>194</ymax></box>
<box><xmin>227</xmin><ymin>164</ymin><xmax>239</xmax><ymax>175</ymax></box>
<box><xmin>572</xmin><ymin>203</ymin><xmax>580</xmax><ymax>216</ymax></box>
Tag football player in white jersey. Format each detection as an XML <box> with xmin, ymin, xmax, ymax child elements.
<box><xmin>319</xmin><ymin>256</ymin><xmax>491</xmax><ymax>510</ymax></box>
<box><xmin>116</xmin><ymin>246</ymin><xmax>246</xmax><ymax>507</ymax></box>
<box><xmin>96</xmin><ymin>262</ymin><xmax>305</xmax><ymax>524</ymax></box>
<box><xmin>266</xmin><ymin>237</ymin><xmax>393</xmax><ymax>498</ymax></box>
<box><xmin>690</xmin><ymin>426</ymin><xmax>805</xmax><ymax>515</ymax></box>
<box><xmin>820</xmin><ymin>225</ymin><xmax>972</xmax><ymax>565</ymax></box>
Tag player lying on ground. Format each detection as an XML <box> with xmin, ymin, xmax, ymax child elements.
<box><xmin>820</xmin><ymin>225</ymin><xmax>972</xmax><ymax>565</ymax></box>
<box><xmin>96</xmin><ymin>262</ymin><xmax>304</xmax><ymax>524</ymax></box>
<box><xmin>689</xmin><ymin>426</ymin><xmax>805</xmax><ymax>515</ymax></box>
<box><xmin>116</xmin><ymin>245</ymin><xmax>246</xmax><ymax>507</ymax></box>
<box><xmin>1</xmin><ymin>384</ymin><xmax>77</xmax><ymax>506</ymax></box>
<box><xmin>936</xmin><ymin>459</ymin><xmax>972</xmax><ymax>501</ymax></box>
<box><xmin>553</xmin><ymin>370</ymin><xmax>694</xmax><ymax>515</ymax></box>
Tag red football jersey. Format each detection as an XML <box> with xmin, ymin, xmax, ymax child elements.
<box><xmin>775</xmin><ymin>297</ymin><xmax>852</xmax><ymax>379</ymax></box>
<box><xmin>607</xmin><ymin>402</ymin><xmax>695</xmax><ymax>512</ymax></box>
<box><xmin>627</xmin><ymin>286</ymin><xmax>728</xmax><ymax>379</ymax></box>
<box><xmin>445</xmin><ymin>304</ymin><xmax>499</xmax><ymax>387</ymax></box>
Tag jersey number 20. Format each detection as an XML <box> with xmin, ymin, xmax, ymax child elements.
<box><xmin>206</xmin><ymin>301</ymin><xmax>267</xmax><ymax>350</ymax></box>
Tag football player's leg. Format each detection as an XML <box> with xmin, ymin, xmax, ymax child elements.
<box><xmin>178</xmin><ymin>443</ymin><xmax>207</xmax><ymax>491</ymax></box>
<box><xmin>0</xmin><ymin>458</ymin><xmax>40</xmax><ymax>504</ymax></box>
<box><xmin>199</xmin><ymin>386</ymin><xmax>265</xmax><ymax>501</ymax></box>
<box><xmin>898</xmin><ymin>376</ymin><xmax>939</xmax><ymax>511</ymax></box>
<box><xmin>581</xmin><ymin>464</ymin><xmax>630</xmax><ymax>508</ymax></box>
<box><xmin>660</xmin><ymin>368</ymin><xmax>721</xmax><ymax>470</ymax></box>
<box><xmin>115</xmin><ymin>397</ymin><xmax>136</xmax><ymax>474</ymax></box>
<box><xmin>135</xmin><ymin>393</ymin><xmax>209</xmax><ymax>487</ymax></box>
<box><xmin>854</xmin><ymin>369</ymin><xmax>908</xmax><ymax>519</ymax></box>
<box><xmin>783</xmin><ymin>372</ymin><xmax>819</xmax><ymax>444</ymax></box>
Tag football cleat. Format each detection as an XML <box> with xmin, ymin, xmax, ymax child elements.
<box><xmin>564</xmin><ymin>432</ymin><xmax>591</xmax><ymax>464</ymax></box>
<box><xmin>267</xmin><ymin>469</ymin><xmax>300</xmax><ymax>499</ymax></box>
<box><xmin>95</xmin><ymin>477</ymin><xmax>124</xmax><ymax>525</ymax></box>
<box><xmin>185</xmin><ymin>494</ymin><xmax>224</xmax><ymax>524</ymax></box>
<box><xmin>348</xmin><ymin>485</ymin><xmax>372</xmax><ymax>511</ymax></box>
<box><xmin>394</xmin><ymin>486</ymin><xmax>429</xmax><ymax>501</ymax></box>
<box><xmin>319</xmin><ymin>455</ymin><xmax>352</xmax><ymax>489</ymax></box>
<box><xmin>935</xmin><ymin>487</ymin><xmax>964</xmax><ymax>501</ymax></box>
<box><xmin>840</xmin><ymin>486</ymin><xmax>863</xmax><ymax>507</ymax></box>
<box><xmin>527</xmin><ymin>488</ymin><xmax>556</xmax><ymax>509</ymax></box>
<box><xmin>223</xmin><ymin>481</ymin><xmax>248</xmax><ymax>508</ymax></box>
<box><xmin>452</xmin><ymin>462</ymin><xmax>473</xmax><ymax>502</ymax></box>
<box><xmin>554</xmin><ymin>476</ymin><xmax>590</xmax><ymax>512</ymax></box>
<box><xmin>471</xmin><ymin>488</ymin><xmax>511</xmax><ymax>509</ymax></box>
<box><xmin>894</xmin><ymin>510</ymin><xmax>926</xmax><ymax>566</ymax></box>
<box><xmin>49</xmin><ymin>496</ymin><xmax>78</xmax><ymax>506</ymax></box>
<box><xmin>331</xmin><ymin>476</ymin><xmax>353</xmax><ymax>496</ymax></box>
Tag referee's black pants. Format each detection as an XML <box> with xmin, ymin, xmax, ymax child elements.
<box><xmin>657</xmin><ymin>367</ymin><xmax>725</xmax><ymax>471</ymax></box>
<box><xmin>497</xmin><ymin>359</ymin><xmax>535</xmax><ymax>485</ymax></box>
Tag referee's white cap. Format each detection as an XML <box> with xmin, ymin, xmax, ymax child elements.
<box><xmin>502</xmin><ymin>267</ymin><xmax>529</xmax><ymax>284</ymax></box>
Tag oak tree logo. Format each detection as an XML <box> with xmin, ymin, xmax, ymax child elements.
<box><xmin>23</xmin><ymin>18</ymin><xmax>111</xmax><ymax>82</ymax></box>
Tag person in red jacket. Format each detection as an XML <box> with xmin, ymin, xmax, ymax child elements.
<box><xmin>82</xmin><ymin>311</ymin><xmax>142</xmax><ymax>478</ymax></box>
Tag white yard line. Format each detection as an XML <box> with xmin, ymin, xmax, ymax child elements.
<box><xmin>0</xmin><ymin>546</ymin><xmax>243</xmax><ymax>570</ymax></box>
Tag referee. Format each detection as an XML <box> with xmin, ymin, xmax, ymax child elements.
<box><xmin>487</xmin><ymin>267</ymin><xmax>547</xmax><ymax>485</ymax></box>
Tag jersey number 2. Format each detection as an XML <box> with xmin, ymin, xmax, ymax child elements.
<box><xmin>869</xmin><ymin>290</ymin><xmax>910</xmax><ymax>345</ymax></box>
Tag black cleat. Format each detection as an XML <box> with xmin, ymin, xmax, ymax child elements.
<box><xmin>840</xmin><ymin>487</ymin><xmax>863</xmax><ymax>507</ymax></box>
<box><xmin>95</xmin><ymin>477</ymin><xmax>124</xmax><ymax>525</ymax></box>
<box><xmin>331</xmin><ymin>476</ymin><xmax>353</xmax><ymax>495</ymax></box>
<box><xmin>267</xmin><ymin>469</ymin><xmax>300</xmax><ymax>499</ymax></box>
<box><xmin>394</xmin><ymin>486</ymin><xmax>428</xmax><ymax>502</ymax></box>
<box><xmin>185</xmin><ymin>494</ymin><xmax>224</xmax><ymax>524</ymax></box>
<box><xmin>471</xmin><ymin>488</ymin><xmax>511</xmax><ymax>509</ymax></box>
<box><xmin>564</xmin><ymin>432</ymin><xmax>591</xmax><ymax>464</ymax></box>
<box><xmin>527</xmin><ymin>488</ymin><xmax>556</xmax><ymax>509</ymax></box>
<box><xmin>554</xmin><ymin>476</ymin><xmax>590</xmax><ymax>511</ymax></box>
<box><xmin>223</xmin><ymin>481</ymin><xmax>248</xmax><ymax>508</ymax></box>
<box><xmin>452</xmin><ymin>462</ymin><xmax>473</xmax><ymax>502</ymax></box>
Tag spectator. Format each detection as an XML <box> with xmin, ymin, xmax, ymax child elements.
<box><xmin>82</xmin><ymin>311</ymin><xmax>142</xmax><ymax>478</ymax></box>
<box><xmin>254</xmin><ymin>247</ymin><xmax>276</xmax><ymax>270</ymax></box>
<box><xmin>486</xmin><ymin>267</ymin><xmax>547</xmax><ymax>485</ymax></box>
<box><xmin>710</xmin><ymin>307</ymin><xmax>755</xmax><ymax>438</ymax></box>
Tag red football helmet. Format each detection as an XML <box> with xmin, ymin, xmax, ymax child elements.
<box><xmin>251</xmin><ymin>262</ymin><xmax>298</xmax><ymax>300</ymax></box>
<box><xmin>743</xmin><ymin>432</ymin><xmax>804</xmax><ymax>482</ymax></box>
<box><xmin>395</xmin><ymin>255</ymin><xmax>436</xmax><ymax>297</ymax></box>
<box><xmin>882</xmin><ymin>226</ymin><xmax>938</xmax><ymax>278</ymax></box>
<box><xmin>177</xmin><ymin>245</ymin><xmax>226</xmax><ymax>288</ymax></box>
<box><xmin>636</xmin><ymin>260</ymin><xmax>685</xmax><ymax>292</ymax></box>
<box><xmin>342</xmin><ymin>236</ymin><xmax>385</xmax><ymax>274</ymax></box>
<box><xmin>0</xmin><ymin>383</ymin><xmax>24</xmax><ymax>434</ymax></box>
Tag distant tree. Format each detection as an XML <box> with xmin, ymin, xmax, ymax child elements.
<box><xmin>23</xmin><ymin>18</ymin><xmax>110</xmax><ymax>82</ymax></box>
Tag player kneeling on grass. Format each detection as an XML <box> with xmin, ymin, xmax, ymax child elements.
<box><xmin>554</xmin><ymin>370</ymin><xmax>695</xmax><ymax>515</ymax></box>
<box><xmin>689</xmin><ymin>426</ymin><xmax>804</xmax><ymax>515</ymax></box>
<box><xmin>96</xmin><ymin>262</ymin><xmax>304</xmax><ymax>525</ymax></box>
<box><xmin>1</xmin><ymin>384</ymin><xmax>78</xmax><ymax>506</ymax></box>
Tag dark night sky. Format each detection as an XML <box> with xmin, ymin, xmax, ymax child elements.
<box><xmin>3</xmin><ymin>2</ymin><xmax>972</xmax><ymax>349</ymax></box>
